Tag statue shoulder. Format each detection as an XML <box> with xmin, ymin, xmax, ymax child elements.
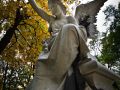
<box><xmin>66</xmin><ymin>16</ymin><xmax>78</xmax><ymax>25</ymax></box>
<box><xmin>66</xmin><ymin>16</ymin><xmax>75</xmax><ymax>21</ymax></box>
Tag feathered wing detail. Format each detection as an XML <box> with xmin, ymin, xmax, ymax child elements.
<box><xmin>75</xmin><ymin>0</ymin><xmax>107</xmax><ymax>38</ymax></box>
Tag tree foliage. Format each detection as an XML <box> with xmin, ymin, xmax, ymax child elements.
<box><xmin>0</xmin><ymin>60</ymin><xmax>34</xmax><ymax>90</ymax></box>
<box><xmin>0</xmin><ymin>0</ymin><xmax>50</xmax><ymax>89</ymax></box>
<box><xmin>99</xmin><ymin>4</ymin><xmax>120</xmax><ymax>72</ymax></box>
<box><xmin>0</xmin><ymin>0</ymin><xmax>49</xmax><ymax>63</ymax></box>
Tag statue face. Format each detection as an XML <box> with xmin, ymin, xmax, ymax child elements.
<box><xmin>48</xmin><ymin>4</ymin><xmax>63</xmax><ymax>16</ymax></box>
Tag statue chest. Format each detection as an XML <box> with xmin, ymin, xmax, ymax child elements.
<box><xmin>51</xmin><ymin>19</ymin><xmax>67</xmax><ymax>36</ymax></box>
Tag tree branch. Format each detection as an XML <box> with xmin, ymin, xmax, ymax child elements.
<box><xmin>0</xmin><ymin>7</ymin><xmax>23</xmax><ymax>54</ymax></box>
<box><xmin>28</xmin><ymin>0</ymin><xmax>52</xmax><ymax>22</ymax></box>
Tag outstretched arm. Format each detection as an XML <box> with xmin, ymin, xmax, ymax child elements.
<box><xmin>28</xmin><ymin>0</ymin><xmax>51</xmax><ymax>22</ymax></box>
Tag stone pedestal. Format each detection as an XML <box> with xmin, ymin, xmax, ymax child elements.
<box><xmin>79</xmin><ymin>57</ymin><xmax>120</xmax><ymax>90</ymax></box>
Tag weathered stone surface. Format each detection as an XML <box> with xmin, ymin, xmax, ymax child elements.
<box><xmin>79</xmin><ymin>56</ymin><xmax>120</xmax><ymax>90</ymax></box>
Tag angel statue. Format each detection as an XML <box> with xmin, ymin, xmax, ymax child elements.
<box><xmin>26</xmin><ymin>0</ymin><xmax>107</xmax><ymax>90</ymax></box>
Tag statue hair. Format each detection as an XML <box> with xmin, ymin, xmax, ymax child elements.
<box><xmin>48</xmin><ymin>0</ymin><xmax>66</xmax><ymax>14</ymax></box>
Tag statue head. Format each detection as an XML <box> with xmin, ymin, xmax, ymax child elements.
<box><xmin>48</xmin><ymin>0</ymin><xmax>66</xmax><ymax>16</ymax></box>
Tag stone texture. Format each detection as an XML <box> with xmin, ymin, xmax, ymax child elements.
<box><xmin>79</xmin><ymin>57</ymin><xmax>120</xmax><ymax>90</ymax></box>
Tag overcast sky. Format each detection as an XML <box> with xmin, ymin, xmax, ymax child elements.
<box><xmin>69</xmin><ymin>0</ymin><xmax>120</xmax><ymax>32</ymax></box>
<box><xmin>76</xmin><ymin>0</ymin><xmax>120</xmax><ymax>56</ymax></box>
<box><xmin>96</xmin><ymin>0</ymin><xmax>120</xmax><ymax>32</ymax></box>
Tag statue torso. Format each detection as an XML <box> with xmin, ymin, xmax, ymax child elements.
<box><xmin>50</xmin><ymin>17</ymin><xmax>68</xmax><ymax>36</ymax></box>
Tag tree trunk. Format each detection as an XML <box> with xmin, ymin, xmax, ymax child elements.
<box><xmin>0</xmin><ymin>7</ymin><xmax>22</xmax><ymax>54</ymax></box>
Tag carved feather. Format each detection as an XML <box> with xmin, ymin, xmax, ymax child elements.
<box><xmin>75</xmin><ymin>0</ymin><xmax>107</xmax><ymax>38</ymax></box>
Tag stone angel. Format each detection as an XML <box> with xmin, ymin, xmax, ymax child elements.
<box><xmin>26</xmin><ymin>0</ymin><xmax>107</xmax><ymax>90</ymax></box>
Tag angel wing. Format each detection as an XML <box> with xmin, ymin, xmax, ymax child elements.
<box><xmin>75</xmin><ymin>0</ymin><xmax>107</xmax><ymax>38</ymax></box>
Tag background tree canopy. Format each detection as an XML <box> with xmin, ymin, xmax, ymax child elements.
<box><xmin>0</xmin><ymin>0</ymin><xmax>49</xmax><ymax>89</ymax></box>
<box><xmin>99</xmin><ymin>3</ymin><xmax>120</xmax><ymax>73</ymax></box>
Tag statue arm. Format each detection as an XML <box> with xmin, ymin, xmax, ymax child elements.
<box><xmin>28</xmin><ymin>0</ymin><xmax>51</xmax><ymax>22</ymax></box>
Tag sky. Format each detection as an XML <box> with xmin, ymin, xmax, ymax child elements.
<box><xmin>75</xmin><ymin>0</ymin><xmax>120</xmax><ymax>56</ymax></box>
<box><xmin>96</xmin><ymin>0</ymin><xmax>120</xmax><ymax>32</ymax></box>
<box><xmin>70</xmin><ymin>0</ymin><xmax>120</xmax><ymax>32</ymax></box>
